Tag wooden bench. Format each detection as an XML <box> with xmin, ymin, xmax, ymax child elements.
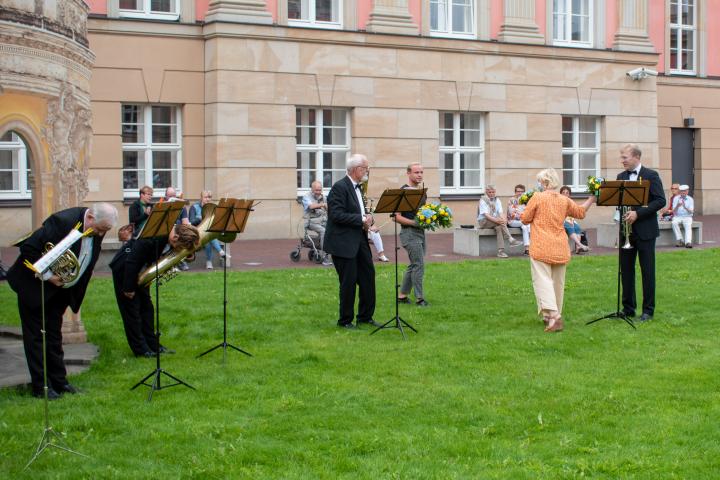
<box><xmin>596</xmin><ymin>220</ymin><xmax>703</xmax><ymax>248</ymax></box>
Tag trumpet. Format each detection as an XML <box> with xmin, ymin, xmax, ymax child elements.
<box><xmin>621</xmin><ymin>206</ymin><xmax>634</xmax><ymax>249</ymax></box>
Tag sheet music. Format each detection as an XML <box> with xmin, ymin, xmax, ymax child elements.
<box><xmin>32</xmin><ymin>229</ymin><xmax>83</xmax><ymax>274</ymax></box>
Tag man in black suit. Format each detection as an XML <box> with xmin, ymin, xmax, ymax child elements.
<box><xmin>323</xmin><ymin>154</ymin><xmax>379</xmax><ymax>329</ymax></box>
<box><xmin>110</xmin><ymin>223</ymin><xmax>200</xmax><ymax>357</ymax></box>
<box><xmin>7</xmin><ymin>203</ymin><xmax>118</xmax><ymax>399</ymax></box>
<box><xmin>617</xmin><ymin>144</ymin><xmax>665</xmax><ymax>322</ymax></box>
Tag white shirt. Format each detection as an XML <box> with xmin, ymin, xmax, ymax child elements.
<box><xmin>628</xmin><ymin>164</ymin><xmax>642</xmax><ymax>181</ymax></box>
<box><xmin>478</xmin><ymin>197</ymin><xmax>503</xmax><ymax>221</ymax></box>
<box><xmin>672</xmin><ymin>194</ymin><xmax>694</xmax><ymax>217</ymax></box>
<box><xmin>348</xmin><ymin>175</ymin><xmax>365</xmax><ymax>218</ymax></box>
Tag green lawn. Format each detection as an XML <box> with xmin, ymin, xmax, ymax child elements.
<box><xmin>1</xmin><ymin>249</ymin><xmax>719</xmax><ymax>478</ymax></box>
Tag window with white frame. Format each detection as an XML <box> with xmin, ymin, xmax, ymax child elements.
<box><xmin>439</xmin><ymin>112</ymin><xmax>484</xmax><ymax>194</ymax></box>
<box><xmin>561</xmin><ymin>116</ymin><xmax>600</xmax><ymax>191</ymax></box>
<box><xmin>122</xmin><ymin>105</ymin><xmax>182</xmax><ymax>196</ymax></box>
<box><xmin>669</xmin><ymin>0</ymin><xmax>696</xmax><ymax>74</ymax></box>
<box><xmin>296</xmin><ymin>108</ymin><xmax>350</xmax><ymax>192</ymax></box>
<box><xmin>0</xmin><ymin>131</ymin><xmax>32</xmax><ymax>199</ymax></box>
<box><xmin>430</xmin><ymin>0</ymin><xmax>474</xmax><ymax>37</ymax></box>
<box><xmin>553</xmin><ymin>0</ymin><xmax>592</xmax><ymax>46</ymax></box>
<box><xmin>118</xmin><ymin>0</ymin><xmax>179</xmax><ymax>21</ymax></box>
<box><xmin>288</xmin><ymin>0</ymin><xmax>342</xmax><ymax>29</ymax></box>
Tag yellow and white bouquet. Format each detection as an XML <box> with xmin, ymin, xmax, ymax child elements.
<box><xmin>587</xmin><ymin>175</ymin><xmax>604</xmax><ymax>197</ymax></box>
<box><xmin>415</xmin><ymin>203</ymin><xmax>453</xmax><ymax>231</ymax></box>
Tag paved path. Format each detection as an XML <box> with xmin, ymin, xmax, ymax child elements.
<box><xmin>2</xmin><ymin>214</ymin><xmax>718</xmax><ymax>390</ymax></box>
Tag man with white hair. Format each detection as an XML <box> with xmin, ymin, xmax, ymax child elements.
<box><xmin>7</xmin><ymin>203</ymin><xmax>119</xmax><ymax>399</ymax></box>
<box><xmin>323</xmin><ymin>154</ymin><xmax>379</xmax><ymax>329</ymax></box>
<box><xmin>671</xmin><ymin>184</ymin><xmax>694</xmax><ymax>248</ymax></box>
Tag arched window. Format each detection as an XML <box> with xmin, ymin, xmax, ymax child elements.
<box><xmin>0</xmin><ymin>131</ymin><xmax>32</xmax><ymax>199</ymax></box>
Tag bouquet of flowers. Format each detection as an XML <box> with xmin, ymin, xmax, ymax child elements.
<box><xmin>518</xmin><ymin>190</ymin><xmax>535</xmax><ymax>205</ymax></box>
<box><xmin>587</xmin><ymin>175</ymin><xmax>604</xmax><ymax>196</ymax></box>
<box><xmin>415</xmin><ymin>203</ymin><xmax>453</xmax><ymax>231</ymax></box>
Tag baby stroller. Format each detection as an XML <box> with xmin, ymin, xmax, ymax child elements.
<box><xmin>290</xmin><ymin>218</ymin><xmax>324</xmax><ymax>264</ymax></box>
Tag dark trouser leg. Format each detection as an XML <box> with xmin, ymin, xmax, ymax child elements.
<box><xmin>138</xmin><ymin>286</ymin><xmax>157</xmax><ymax>351</ymax></box>
<box><xmin>113</xmin><ymin>269</ymin><xmax>151</xmax><ymax>355</ymax></box>
<box><xmin>356</xmin><ymin>241</ymin><xmax>376</xmax><ymax>322</ymax></box>
<box><xmin>637</xmin><ymin>238</ymin><xmax>656</xmax><ymax>316</ymax></box>
<box><xmin>620</xmin><ymin>241</ymin><xmax>638</xmax><ymax>315</ymax></box>
<box><xmin>19</xmin><ymin>295</ymin><xmax>69</xmax><ymax>393</ymax></box>
<box><xmin>332</xmin><ymin>255</ymin><xmax>357</xmax><ymax>325</ymax></box>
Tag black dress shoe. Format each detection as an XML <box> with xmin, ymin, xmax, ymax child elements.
<box><xmin>622</xmin><ymin>310</ymin><xmax>636</xmax><ymax>318</ymax></box>
<box><xmin>358</xmin><ymin>319</ymin><xmax>382</xmax><ymax>327</ymax></box>
<box><xmin>56</xmin><ymin>383</ymin><xmax>81</xmax><ymax>395</ymax></box>
<box><xmin>33</xmin><ymin>388</ymin><xmax>61</xmax><ymax>400</ymax></box>
<box><xmin>136</xmin><ymin>350</ymin><xmax>157</xmax><ymax>358</ymax></box>
<box><xmin>416</xmin><ymin>299</ymin><xmax>430</xmax><ymax>307</ymax></box>
<box><xmin>397</xmin><ymin>297</ymin><xmax>411</xmax><ymax>304</ymax></box>
<box><xmin>158</xmin><ymin>345</ymin><xmax>176</xmax><ymax>354</ymax></box>
<box><xmin>638</xmin><ymin>313</ymin><xmax>653</xmax><ymax>322</ymax></box>
<box><xmin>338</xmin><ymin>323</ymin><xmax>356</xmax><ymax>329</ymax></box>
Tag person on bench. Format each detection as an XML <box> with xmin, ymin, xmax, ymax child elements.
<box><xmin>671</xmin><ymin>184</ymin><xmax>694</xmax><ymax>248</ymax></box>
<box><xmin>477</xmin><ymin>184</ymin><xmax>522</xmax><ymax>258</ymax></box>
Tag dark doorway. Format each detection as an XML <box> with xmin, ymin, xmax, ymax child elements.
<box><xmin>671</xmin><ymin>128</ymin><xmax>695</xmax><ymax>194</ymax></box>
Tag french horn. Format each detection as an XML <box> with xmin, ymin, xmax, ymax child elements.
<box><xmin>137</xmin><ymin>203</ymin><xmax>237</xmax><ymax>287</ymax></box>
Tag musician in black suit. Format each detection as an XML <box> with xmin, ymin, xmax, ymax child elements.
<box><xmin>110</xmin><ymin>223</ymin><xmax>200</xmax><ymax>357</ymax></box>
<box><xmin>617</xmin><ymin>144</ymin><xmax>665</xmax><ymax>322</ymax></box>
<box><xmin>323</xmin><ymin>154</ymin><xmax>379</xmax><ymax>329</ymax></box>
<box><xmin>7</xmin><ymin>203</ymin><xmax>118</xmax><ymax>399</ymax></box>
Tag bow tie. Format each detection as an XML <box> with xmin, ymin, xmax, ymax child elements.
<box><xmin>355</xmin><ymin>183</ymin><xmax>361</xmax><ymax>189</ymax></box>
<box><xmin>628</xmin><ymin>169</ymin><xmax>638</xmax><ymax>176</ymax></box>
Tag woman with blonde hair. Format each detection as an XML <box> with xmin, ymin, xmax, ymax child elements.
<box><xmin>521</xmin><ymin>169</ymin><xmax>595</xmax><ymax>332</ymax></box>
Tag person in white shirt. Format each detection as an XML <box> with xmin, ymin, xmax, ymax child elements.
<box><xmin>477</xmin><ymin>184</ymin><xmax>522</xmax><ymax>258</ymax></box>
<box><xmin>507</xmin><ymin>184</ymin><xmax>531</xmax><ymax>255</ymax></box>
<box><xmin>671</xmin><ymin>184</ymin><xmax>694</xmax><ymax>248</ymax></box>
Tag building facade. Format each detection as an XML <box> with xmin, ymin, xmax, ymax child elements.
<box><xmin>1</xmin><ymin>0</ymin><xmax>719</xmax><ymax>244</ymax></box>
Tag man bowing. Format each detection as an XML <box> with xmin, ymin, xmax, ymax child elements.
<box><xmin>324</xmin><ymin>154</ymin><xmax>380</xmax><ymax>329</ymax></box>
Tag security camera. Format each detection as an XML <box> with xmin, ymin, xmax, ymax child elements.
<box><xmin>627</xmin><ymin>67</ymin><xmax>658</xmax><ymax>81</ymax></box>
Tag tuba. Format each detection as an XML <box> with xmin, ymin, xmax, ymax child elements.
<box><xmin>137</xmin><ymin>203</ymin><xmax>237</xmax><ymax>287</ymax></box>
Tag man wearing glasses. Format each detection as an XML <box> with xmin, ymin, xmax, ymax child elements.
<box><xmin>323</xmin><ymin>154</ymin><xmax>379</xmax><ymax>329</ymax></box>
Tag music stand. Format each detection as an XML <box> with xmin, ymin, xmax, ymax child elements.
<box><xmin>197</xmin><ymin>198</ymin><xmax>255</xmax><ymax>361</ymax></box>
<box><xmin>131</xmin><ymin>201</ymin><xmax>194</xmax><ymax>401</ymax></box>
<box><xmin>24</xmin><ymin>227</ymin><xmax>91</xmax><ymax>469</ymax></box>
<box><xmin>586</xmin><ymin>180</ymin><xmax>649</xmax><ymax>329</ymax></box>
<box><xmin>370</xmin><ymin>187</ymin><xmax>427</xmax><ymax>339</ymax></box>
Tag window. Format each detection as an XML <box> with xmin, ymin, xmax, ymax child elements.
<box><xmin>430</xmin><ymin>0</ymin><xmax>474</xmax><ymax>37</ymax></box>
<box><xmin>118</xmin><ymin>0</ymin><xmax>179</xmax><ymax>20</ymax></box>
<box><xmin>553</xmin><ymin>0</ymin><xmax>592</xmax><ymax>46</ymax></box>
<box><xmin>122</xmin><ymin>105</ymin><xmax>181</xmax><ymax>196</ymax></box>
<box><xmin>669</xmin><ymin>0</ymin><xmax>696</xmax><ymax>74</ymax></box>
<box><xmin>296</xmin><ymin>108</ymin><xmax>350</xmax><ymax>192</ymax></box>
<box><xmin>561</xmin><ymin>116</ymin><xmax>600</xmax><ymax>191</ymax></box>
<box><xmin>438</xmin><ymin>112</ymin><xmax>484</xmax><ymax>194</ymax></box>
<box><xmin>0</xmin><ymin>131</ymin><xmax>32</xmax><ymax>199</ymax></box>
<box><xmin>288</xmin><ymin>0</ymin><xmax>342</xmax><ymax>29</ymax></box>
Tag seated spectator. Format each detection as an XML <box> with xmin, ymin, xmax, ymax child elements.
<box><xmin>129</xmin><ymin>185</ymin><xmax>153</xmax><ymax>238</ymax></box>
<box><xmin>302</xmin><ymin>181</ymin><xmax>331</xmax><ymax>266</ymax></box>
<box><xmin>659</xmin><ymin>183</ymin><xmax>680</xmax><ymax>221</ymax></box>
<box><xmin>477</xmin><ymin>184</ymin><xmax>522</xmax><ymax>258</ymax></box>
<box><xmin>671</xmin><ymin>184</ymin><xmax>694</xmax><ymax>248</ymax></box>
<box><xmin>163</xmin><ymin>187</ymin><xmax>191</xmax><ymax>270</ymax></box>
<box><xmin>189</xmin><ymin>190</ymin><xmax>229</xmax><ymax>269</ymax></box>
<box><xmin>560</xmin><ymin>186</ymin><xmax>589</xmax><ymax>254</ymax></box>
<box><xmin>368</xmin><ymin>225</ymin><xmax>389</xmax><ymax>262</ymax></box>
<box><xmin>507</xmin><ymin>184</ymin><xmax>531</xmax><ymax>255</ymax></box>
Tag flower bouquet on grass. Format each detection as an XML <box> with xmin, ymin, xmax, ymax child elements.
<box><xmin>416</xmin><ymin>203</ymin><xmax>453</xmax><ymax>231</ymax></box>
<box><xmin>587</xmin><ymin>175</ymin><xmax>604</xmax><ymax>197</ymax></box>
<box><xmin>518</xmin><ymin>190</ymin><xmax>535</xmax><ymax>205</ymax></box>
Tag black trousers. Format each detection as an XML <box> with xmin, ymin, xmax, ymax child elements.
<box><xmin>112</xmin><ymin>269</ymin><xmax>157</xmax><ymax>355</ymax></box>
<box><xmin>620</xmin><ymin>236</ymin><xmax>656</xmax><ymax>316</ymax></box>
<box><xmin>332</xmin><ymin>241</ymin><xmax>376</xmax><ymax>325</ymax></box>
<box><xmin>19</xmin><ymin>293</ymin><xmax>70</xmax><ymax>394</ymax></box>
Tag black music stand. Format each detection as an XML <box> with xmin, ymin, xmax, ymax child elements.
<box><xmin>197</xmin><ymin>198</ymin><xmax>255</xmax><ymax>361</ymax></box>
<box><xmin>370</xmin><ymin>187</ymin><xmax>427</xmax><ymax>339</ymax></box>
<box><xmin>24</xmin><ymin>229</ymin><xmax>90</xmax><ymax>469</ymax></box>
<box><xmin>586</xmin><ymin>180</ymin><xmax>649</xmax><ymax>329</ymax></box>
<box><xmin>131</xmin><ymin>201</ymin><xmax>194</xmax><ymax>401</ymax></box>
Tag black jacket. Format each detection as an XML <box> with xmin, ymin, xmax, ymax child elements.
<box><xmin>323</xmin><ymin>176</ymin><xmax>368</xmax><ymax>258</ymax></box>
<box><xmin>109</xmin><ymin>237</ymin><xmax>168</xmax><ymax>293</ymax></box>
<box><xmin>617</xmin><ymin>166</ymin><xmax>666</xmax><ymax>240</ymax></box>
<box><xmin>7</xmin><ymin>207</ymin><xmax>103</xmax><ymax>312</ymax></box>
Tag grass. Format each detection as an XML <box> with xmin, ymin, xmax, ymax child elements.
<box><xmin>0</xmin><ymin>248</ymin><xmax>719</xmax><ymax>478</ymax></box>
